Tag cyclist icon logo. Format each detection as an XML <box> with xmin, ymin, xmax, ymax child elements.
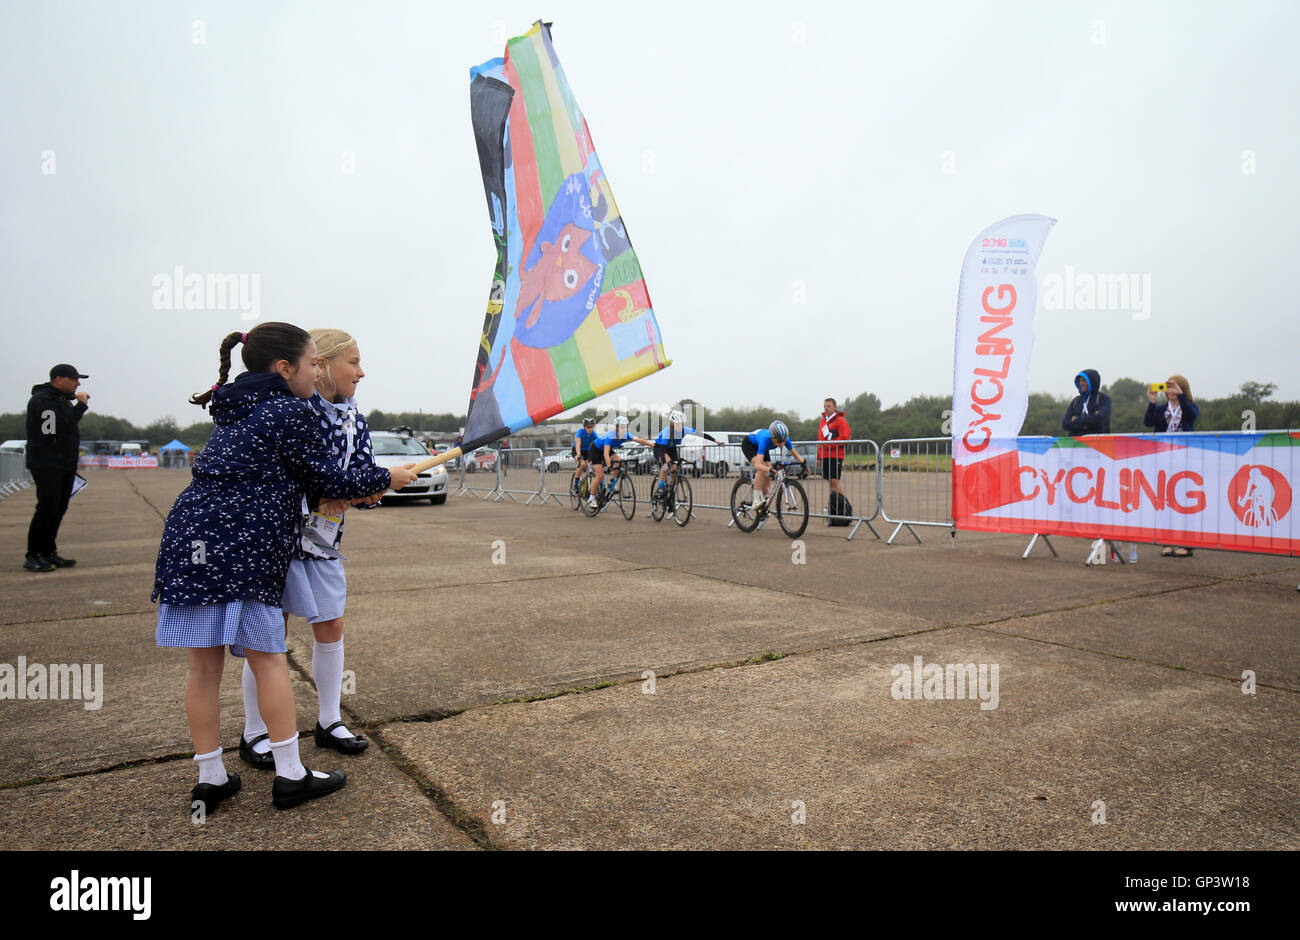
<box><xmin>1227</xmin><ymin>465</ymin><xmax>1291</xmax><ymax>529</ymax></box>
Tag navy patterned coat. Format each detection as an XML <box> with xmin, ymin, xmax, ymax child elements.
<box><xmin>151</xmin><ymin>372</ymin><xmax>392</xmax><ymax>606</ymax></box>
<box><xmin>293</xmin><ymin>392</ymin><xmax>377</xmax><ymax>559</ymax></box>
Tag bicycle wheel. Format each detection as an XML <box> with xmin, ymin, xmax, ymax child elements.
<box><xmin>776</xmin><ymin>479</ymin><xmax>809</xmax><ymax>539</ymax></box>
<box><xmin>616</xmin><ymin>473</ymin><xmax>637</xmax><ymax>520</ymax></box>
<box><xmin>650</xmin><ymin>477</ymin><xmax>667</xmax><ymax>522</ymax></box>
<box><xmin>730</xmin><ymin>478</ymin><xmax>759</xmax><ymax>532</ymax></box>
<box><xmin>671</xmin><ymin>474</ymin><xmax>692</xmax><ymax>527</ymax></box>
<box><xmin>569</xmin><ymin>472</ymin><xmax>585</xmax><ymax>511</ymax></box>
<box><xmin>580</xmin><ymin>475</ymin><xmax>601</xmax><ymax>517</ymax></box>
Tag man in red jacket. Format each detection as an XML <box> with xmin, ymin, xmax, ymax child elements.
<box><xmin>817</xmin><ymin>398</ymin><xmax>850</xmax><ymax>499</ymax></box>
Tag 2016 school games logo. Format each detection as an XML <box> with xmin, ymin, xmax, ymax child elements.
<box><xmin>1228</xmin><ymin>465</ymin><xmax>1291</xmax><ymax>529</ymax></box>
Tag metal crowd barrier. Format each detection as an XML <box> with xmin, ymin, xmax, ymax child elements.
<box><xmin>458</xmin><ymin>449</ymin><xmax>501</xmax><ymax>499</ymax></box>
<box><xmin>782</xmin><ymin>439</ymin><xmax>881</xmax><ymax>540</ymax></box>
<box><xmin>440</xmin><ymin>435</ymin><xmax>957</xmax><ymax>548</ymax></box>
<box><xmin>879</xmin><ymin>437</ymin><xmax>955</xmax><ymax>544</ymax></box>
<box><xmin>0</xmin><ymin>452</ymin><xmax>33</xmax><ymax>499</ymax></box>
<box><xmin>495</xmin><ymin>447</ymin><xmax>547</xmax><ymax>505</ymax></box>
<box><xmin>537</xmin><ymin>448</ymin><xmax>586</xmax><ymax>507</ymax></box>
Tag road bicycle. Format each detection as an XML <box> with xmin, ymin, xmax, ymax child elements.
<box><xmin>650</xmin><ymin>458</ymin><xmax>693</xmax><ymax>527</ymax></box>
<box><xmin>569</xmin><ymin>465</ymin><xmax>592</xmax><ymax>511</ymax></box>
<box><xmin>729</xmin><ymin>461</ymin><xmax>809</xmax><ymax>538</ymax></box>
<box><xmin>581</xmin><ymin>456</ymin><xmax>637</xmax><ymax>521</ymax></box>
<box><xmin>568</xmin><ymin>451</ymin><xmax>597</xmax><ymax>511</ymax></box>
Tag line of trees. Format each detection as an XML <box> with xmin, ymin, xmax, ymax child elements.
<box><xmin>697</xmin><ymin>380</ymin><xmax>1296</xmax><ymax>443</ymax></box>
<box><xmin>1</xmin><ymin>380</ymin><xmax>1293</xmax><ymax>450</ymax></box>
<box><xmin>0</xmin><ymin>413</ymin><xmax>217</xmax><ymax>448</ymax></box>
<box><xmin>0</xmin><ymin>410</ymin><xmax>463</xmax><ymax>450</ymax></box>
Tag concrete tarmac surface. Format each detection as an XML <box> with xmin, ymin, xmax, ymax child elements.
<box><xmin>1</xmin><ymin>469</ymin><xmax>1295</xmax><ymax>849</ymax></box>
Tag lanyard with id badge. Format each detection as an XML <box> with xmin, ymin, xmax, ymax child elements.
<box><xmin>300</xmin><ymin>408</ymin><xmax>357</xmax><ymax>561</ymax></box>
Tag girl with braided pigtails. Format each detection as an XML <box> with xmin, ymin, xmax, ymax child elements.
<box><xmin>152</xmin><ymin>323</ymin><xmax>417</xmax><ymax>815</ymax></box>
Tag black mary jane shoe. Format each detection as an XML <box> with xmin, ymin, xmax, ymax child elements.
<box><xmin>314</xmin><ymin>720</ymin><xmax>369</xmax><ymax>754</ymax></box>
<box><xmin>239</xmin><ymin>733</ymin><xmax>276</xmax><ymax>770</ymax></box>
<box><xmin>190</xmin><ymin>772</ymin><xmax>241</xmax><ymax>818</ymax></box>
<box><xmin>271</xmin><ymin>767</ymin><xmax>346</xmax><ymax>809</ymax></box>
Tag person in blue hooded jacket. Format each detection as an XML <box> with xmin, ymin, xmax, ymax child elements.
<box><xmin>1062</xmin><ymin>369</ymin><xmax>1111</xmax><ymax>436</ymax></box>
<box><xmin>152</xmin><ymin>322</ymin><xmax>417</xmax><ymax>816</ymax></box>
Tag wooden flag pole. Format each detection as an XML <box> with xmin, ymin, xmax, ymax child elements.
<box><xmin>409</xmin><ymin>447</ymin><xmax>462</xmax><ymax>475</ymax></box>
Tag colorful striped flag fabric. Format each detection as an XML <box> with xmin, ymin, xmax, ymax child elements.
<box><xmin>461</xmin><ymin>21</ymin><xmax>669</xmax><ymax>451</ymax></box>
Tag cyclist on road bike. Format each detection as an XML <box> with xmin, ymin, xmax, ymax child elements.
<box><xmin>589</xmin><ymin>416</ymin><xmax>653</xmax><ymax>508</ymax></box>
<box><xmin>652</xmin><ymin>409</ymin><xmax>717</xmax><ymax>502</ymax></box>
<box><xmin>741</xmin><ymin>420</ymin><xmax>807</xmax><ymax>510</ymax></box>
<box><xmin>571</xmin><ymin>416</ymin><xmax>598</xmax><ymax>495</ymax></box>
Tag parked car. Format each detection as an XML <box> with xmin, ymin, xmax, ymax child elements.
<box><xmin>533</xmin><ymin>450</ymin><xmax>576</xmax><ymax>473</ymax></box>
<box><xmin>369</xmin><ymin>431</ymin><xmax>447</xmax><ymax>504</ymax></box>
<box><xmin>621</xmin><ymin>443</ymin><xmax>656</xmax><ymax>475</ymax></box>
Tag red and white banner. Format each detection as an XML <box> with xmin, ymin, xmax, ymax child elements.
<box><xmin>952</xmin><ymin>214</ymin><xmax>1056</xmax><ymax>463</ymax></box>
<box><xmin>79</xmin><ymin>455</ymin><xmax>159</xmax><ymax>469</ymax></box>
<box><xmin>954</xmin><ymin>433</ymin><xmax>1299</xmax><ymax>556</ymax></box>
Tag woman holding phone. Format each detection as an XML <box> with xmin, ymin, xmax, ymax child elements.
<box><xmin>1144</xmin><ymin>374</ymin><xmax>1199</xmax><ymax>556</ymax></box>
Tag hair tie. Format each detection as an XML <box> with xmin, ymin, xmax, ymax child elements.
<box><xmin>240</xmin><ymin>332</ymin><xmax>248</xmax><ymax>343</ymax></box>
<box><xmin>211</xmin><ymin>383</ymin><xmax>220</xmax><ymax>392</ymax></box>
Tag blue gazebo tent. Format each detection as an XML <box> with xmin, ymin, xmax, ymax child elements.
<box><xmin>159</xmin><ymin>439</ymin><xmax>192</xmax><ymax>452</ymax></box>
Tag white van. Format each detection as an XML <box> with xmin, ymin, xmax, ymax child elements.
<box><xmin>679</xmin><ymin>431</ymin><xmax>747</xmax><ymax>478</ymax></box>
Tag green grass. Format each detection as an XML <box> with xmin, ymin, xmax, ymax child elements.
<box><xmin>881</xmin><ymin>453</ymin><xmax>954</xmax><ymax>473</ymax></box>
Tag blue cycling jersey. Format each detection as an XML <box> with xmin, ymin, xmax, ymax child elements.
<box><xmin>575</xmin><ymin>428</ymin><xmax>597</xmax><ymax>451</ymax></box>
<box><xmin>746</xmin><ymin>428</ymin><xmax>787</xmax><ymax>457</ymax></box>
<box><xmin>595</xmin><ymin>432</ymin><xmax>634</xmax><ymax>451</ymax></box>
<box><xmin>654</xmin><ymin>425</ymin><xmax>698</xmax><ymax>446</ymax></box>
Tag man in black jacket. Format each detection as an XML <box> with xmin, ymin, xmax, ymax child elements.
<box><xmin>1061</xmin><ymin>368</ymin><xmax>1111</xmax><ymax>437</ymax></box>
<box><xmin>24</xmin><ymin>364</ymin><xmax>90</xmax><ymax>571</ymax></box>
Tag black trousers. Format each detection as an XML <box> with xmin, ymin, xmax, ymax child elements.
<box><xmin>27</xmin><ymin>468</ymin><xmax>76</xmax><ymax>557</ymax></box>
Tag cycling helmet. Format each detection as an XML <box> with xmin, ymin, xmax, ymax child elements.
<box><xmin>768</xmin><ymin>420</ymin><xmax>789</xmax><ymax>443</ymax></box>
<box><xmin>583</xmin><ymin>417</ymin><xmax>596</xmax><ymax>428</ymax></box>
<box><xmin>615</xmin><ymin>415</ymin><xmax>629</xmax><ymax>427</ymax></box>
<box><xmin>668</xmin><ymin>409</ymin><xmax>686</xmax><ymax>424</ymax></box>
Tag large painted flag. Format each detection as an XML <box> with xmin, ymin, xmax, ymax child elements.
<box><xmin>461</xmin><ymin>21</ymin><xmax>668</xmax><ymax>451</ymax></box>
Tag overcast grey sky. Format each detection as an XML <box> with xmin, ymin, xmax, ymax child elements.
<box><xmin>2</xmin><ymin>0</ymin><xmax>1297</xmax><ymax>427</ymax></box>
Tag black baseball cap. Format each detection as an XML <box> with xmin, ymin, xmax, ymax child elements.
<box><xmin>50</xmin><ymin>364</ymin><xmax>88</xmax><ymax>380</ymax></box>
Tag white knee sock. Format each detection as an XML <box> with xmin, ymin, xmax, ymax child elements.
<box><xmin>194</xmin><ymin>747</ymin><xmax>228</xmax><ymax>786</ymax></box>
<box><xmin>312</xmin><ymin>638</ymin><xmax>351</xmax><ymax>737</ymax></box>
<box><xmin>241</xmin><ymin>661</ymin><xmax>270</xmax><ymax>753</ymax></box>
<box><xmin>268</xmin><ymin>733</ymin><xmax>328</xmax><ymax>781</ymax></box>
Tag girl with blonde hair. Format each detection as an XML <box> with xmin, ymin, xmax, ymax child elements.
<box><xmin>1145</xmin><ymin>373</ymin><xmax>1200</xmax><ymax>556</ymax></box>
<box><xmin>239</xmin><ymin>328</ymin><xmax>385</xmax><ymax>768</ymax></box>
